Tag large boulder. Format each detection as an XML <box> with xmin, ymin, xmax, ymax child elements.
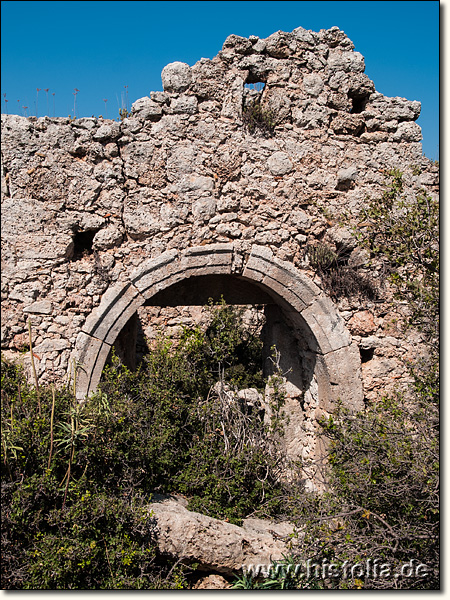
<box><xmin>149</xmin><ymin>497</ymin><xmax>298</xmax><ymax>575</ymax></box>
<box><xmin>161</xmin><ymin>61</ymin><xmax>192</xmax><ymax>93</ymax></box>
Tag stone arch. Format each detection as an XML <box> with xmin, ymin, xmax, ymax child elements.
<box><xmin>73</xmin><ymin>243</ymin><xmax>363</xmax><ymax>484</ymax></box>
<box><xmin>74</xmin><ymin>243</ymin><xmax>363</xmax><ymax>411</ymax></box>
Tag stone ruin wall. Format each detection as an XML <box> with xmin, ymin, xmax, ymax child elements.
<box><xmin>1</xmin><ymin>26</ymin><xmax>439</xmax><ymax>473</ymax></box>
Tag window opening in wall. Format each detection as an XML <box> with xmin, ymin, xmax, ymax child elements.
<box><xmin>349</xmin><ymin>95</ymin><xmax>368</xmax><ymax>114</ymax></box>
<box><xmin>243</xmin><ymin>79</ymin><xmax>276</xmax><ymax>137</ymax></box>
<box><xmin>244</xmin><ymin>82</ymin><xmax>265</xmax><ymax>92</ymax></box>
<box><xmin>71</xmin><ymin>229</ymin><xmax>97</xmax><ymax>260</ymax></box>
<box><xmin>243</xmin><ymin>80</ymin><xmax>266</xmax><ymax>107</ymax></box>
<box><xmin>359</xmin><ymin>347</ymin><xmax>374</xmax><ymax>363</ymax></box>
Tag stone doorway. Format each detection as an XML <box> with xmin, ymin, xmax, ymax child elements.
<box><xmin>73</xmin><ymin>243</ymin><xmax>363</xmax><ymax>486</ymax></box>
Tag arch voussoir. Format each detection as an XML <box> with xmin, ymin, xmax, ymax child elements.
<box><xmin>243</xmin><ymin>245</ymin><xmax>321</xmax><ymax>312</ymax></box>
<box><xmin>300</xmin><ymin>295</ymin><xmax>352</xmax><ymax>355</ymax></box>
<box><xmin>81</xmin><ymin>282</ymin><xmax>144</xmax><ymax>345</ymax></box>
<box><xmin>74</xmin><ymin>332</ymin><xmax>113</xmax><ymax>400</ymax></box>
<box><xmin>315</xmin><ymin>342</ymin><xmax>364</xmax><ymax>413</ymax></box>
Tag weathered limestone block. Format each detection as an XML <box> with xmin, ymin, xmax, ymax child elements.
<box><xmin>161</xmin><ymin>61</ymin><xmax>192</xmax><ymax>93</ymax></box>
<box><xmin>121</xmin><ymin>140</ymin><xmax>155</xmax><ymax>179</ymax></box>
<box><xmin>347</xmin><ymin>72</ymin><xmax>375</xmax><ymax>98</ymax></box>
<box><xmin>292</xmin><ymin>103</ymin><xmax>331</xmax><ymax>129</ymax></box>
<box><xmin>366</xmin><ymin>95</ymin><xmax>421</xmax><ymax>122</ymax></box>
<box><xmin>150</xmin><ymin>91</ymin><xmax>169</xmax><ymax>104</ymax></box>
<box><xmin>176</xmin><ymin>174</ymin><xmax>215</xmax><ymax>193</ymax></box>
<box><xmin>315</xmin><ymin>342</ymin><xmax>364</xmax><ymax>412</ymax></box>
<box><xmin>267</xmin><ymin>151</ymin><xmax>292</xmax><ymax>175</ymax></box>
<box><xmin>81</xmin><ymin>281</ymin><xmax>143</xmax><ymax>346</ymax></box>
<box><xmin>122</xmin><ymin>191</ymin><xmax>161</xmax><ymax>238</ymax></box>
<box><xmin>360</xmin><ymin>130</ymin><xmax>389</xmax><ymax>143</ymax></box>
<box><xmin>160</xmin><ymin>203</ymin><xmax>187</xmax><ymax>231</ymax></box>
<box><xmin>303</xmin><ymin>73</ymin><xmax>324</xmax><ymax>96</ymax></box>
<box><xmin>73</xmin><ymin>332</ymin><xmax>112</xmax><ymax>399</ymax></box>
<box><xmin>265</xmin><ymin>30</ymin><xmax>296</xmax><ymax>58</ymax></box>
<box><xmin>291</xmin><ymin>209</ymin><xmax>311</xmax><ymax>232</ymax></box>
<box><xmin>92</xmin><ymin>122</ymin><xmax>121</xmax><ymax>142</ymax></box>
<box><xmin>166</xmin><ymin>144</ymin><xmax>197</xmax><ymax>176</ymax></box>
<box><xmin>194</xmin><ymin>574</ymin><xmax>231</xmax><ymax>589</ymax></box>
<box><xmin>242</xmin><ymin>245</ymin><xmax>320</xmax><ymax>312</ymax></box>
<box><xmin>327</xmin><ymin>49</ymin><xmax>365</xmax><ymax>73</ymax></box>
<box><xmin>221</xmin><ymin>34</ymin><xmax>253</xmax><ymax>58</ymax></box>
<box><xmin>327</xmin><ymin>91</ymin><xmax>350</xmax><ymax>111</ymax></box>
<box><xmin>392</xmin><ymin>121</ymin><xmax>422</xmax><ymax>142</ymax></box>
<box><xmin>4</xmin><ymin>221</ymin><xmax>74</xmax><ymax>264</ymax></box>
<box><xmin>130</xmin><ymin>250</ymin><xmax>179</xmax><ymax>297</ymax></box>
<box><xmin>170</xmin><ymin>94</ymin><xmax>198</xmax><ymax>115</ymax></box>
<box><xmin>261</xmin><ymin>87</ymin><xmax>291</xmax><ymax>122</ymax></box>
<box><xmin>23</xmin><ymin>300</ymin><xmax>53</xmax><ymax>315</ymax></box>
<box><xmin>301</xmin><ymin>295</ymin><xmax>352</xmax><ymax>355</ymax></box>
<box><xmin>292</xmin><ymin>26</ymin><xmax>316</xmax><ymax>46</ymax></box>
<box><xmin>362</xmin><ymin>356</ymin><xmax>403</xmax><ymax>393</ymax></box>
<box><xmin>190</xmin><ymin>58</ymin><xmax>228</xmax><ymax>101</ymax></box>
<box><xmin>330</xmin><ymin>113</ymin><xmax>365</xmax><ymax>136</ymax></box>
<box><xmin>321</xmin><ymin>26</ymin><xmax>354</xmax><ymax>49</ymax></box>
<box><xmin>149</xmin><ymin>499</ymin><xmax>296</xmax><ymax>575</ymax></box>
<box><xmin>348</xmin><ymin>310</ymin><xmax>378</xmax><ymax>336</ymax></box>
<box><xmin>131</xmin><ymin>96</ymin><xmax>163</xmax><ymax>121</ymax></box>
<box><xmin>220</xmin><ymin>74</ymin><xmax>245</xmax><ymax>120</ymax></box>
<box><xmin>239</xmin><ymin>54</ymin><xmax>278</xmax><ymax>83</ymax></box>
<box><xmin>192</xmin><ymin>197</ymin><xmax>216</xmax><ymax>221</ymax></box>
<box><xmin>326</xmin><ymin>225</ymin><xmax>357</xmax><ymax>251</ymax></box>
<box><xmin>179</xmin><ymin>244</ymin><xmax>235</xmax><ymax>277</ymax></box>
<box><xmin>34</xmin><ymin>337</ymin><xmax>70</xmax><ymax>353</ymax></box>
<box><xmin>327</xmin><ymin>70</ymin><xmax>349</xmax><ymax>91</ymax></box>
<box><xmin>93</xmin><ymin>225</ymin><xmax>124</xmax><ymax>250</ymax></box>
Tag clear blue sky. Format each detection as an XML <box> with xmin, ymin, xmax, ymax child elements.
<box><xmin>1</xmin><ymin>0</ymin><xmax>440</xmax><ymax>160</ymax></box>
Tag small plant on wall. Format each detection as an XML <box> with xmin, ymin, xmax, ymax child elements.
<box><xmin>243</xmin><ymin>98</ymin><xmax>276</xmax><ymax>137</ymax></box>
<box><xmin>308</xmin><ymin>241</ymin><xmax>378</xmax><ymax>301</ymax></box>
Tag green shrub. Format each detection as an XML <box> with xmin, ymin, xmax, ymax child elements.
<box><xmin>273</xmin><ymin>170</ymin><xmax>440</xmax><ymax>590</ymax></box>
<box><xmin>308</xmin><ymin>242</ymin><xmax>378</xmax><ymax>301</ymax></box>
<box><xmin>243</xmin><ymin>98</ymin><xmax>277</xmax><ymax>137</ymax></box>
<box><xmin>358</xmin><ymin>169</ymin><xmax>439</xmax><ymax>344</ymax></box>
<box><xmin>1</xmin><ymin>302</ymin><xmax>286</xmax><ymax>588</ymax></box>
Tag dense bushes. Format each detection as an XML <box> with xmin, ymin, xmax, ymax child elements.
<box><xmin>308</xmin><ymin>241</ymin><xmax>378</xmax><ymax>301</ymax></box>
<box><xmin>0</xmin><ymin>361</ymin><xmax>182</xmax><ymax>589</ymax></box>
<box><xmin>1</xmin><ymin>302</ymin><xmax>286</xmax><ymax>588</ymax></box>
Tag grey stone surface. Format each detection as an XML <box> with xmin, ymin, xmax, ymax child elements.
<box><xmin>148</xmin><ymin>498</ymin><xmax>297</xmax><ymax>574</ymax></box>
<box><xmin>34</xmin><ymin>337</ymin><xmax>70</xmax><ymax>353</ymax></box>
<box><xmin>170</xmin><ymin>95</ymin><xmax>198</xmax><ymax>115</ymax></box>
<box><xmin>92</xmin><ymin>123</ymin><xmax>120</xmax><ymax>141</ymax></box>
<box><xmin>303</xmin><ymin>73</ymin><xmax>324</xmax><ymax>96</ymax></box>
<box><xmin>161</xmin><ymin>61</ymin><xmax>192</xmax><ymax>93</ymax></box>
<box><xmin>393</xmin><ymin>121</ymin><xmax>422</xmax><ymax>142</ymax></box>
<box><xmin>131</xmin><ymin>96</ymin><xmax>163</xmax><ymax>121</ymax></box>
<box><xmin>93</xmin><ymin>224</ymin><xmax>124</xmax><ymax>250</ymax></box>
<box><xmin>267</xmin><ymin>151</ymin><xmax>292</xmax><ymax>175</ymax></box>
<box><xmin>73</xmin><ymin>332</ymin><xmax>112</xmax><ymax>399</ymax></box>
<box><xmin>192</xmin><ymin>197</ymin><xmax>216</xmax><ymax>221</ymax></box>
<box><xmin>301</xmin><ymin>295</ymin><xmax>352</xmax><ymax>354</ymax></box>
<box><xmin>23</xmin><ymin>300</ymin><xmax>53</xmax><ymax>314</ymax></box>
